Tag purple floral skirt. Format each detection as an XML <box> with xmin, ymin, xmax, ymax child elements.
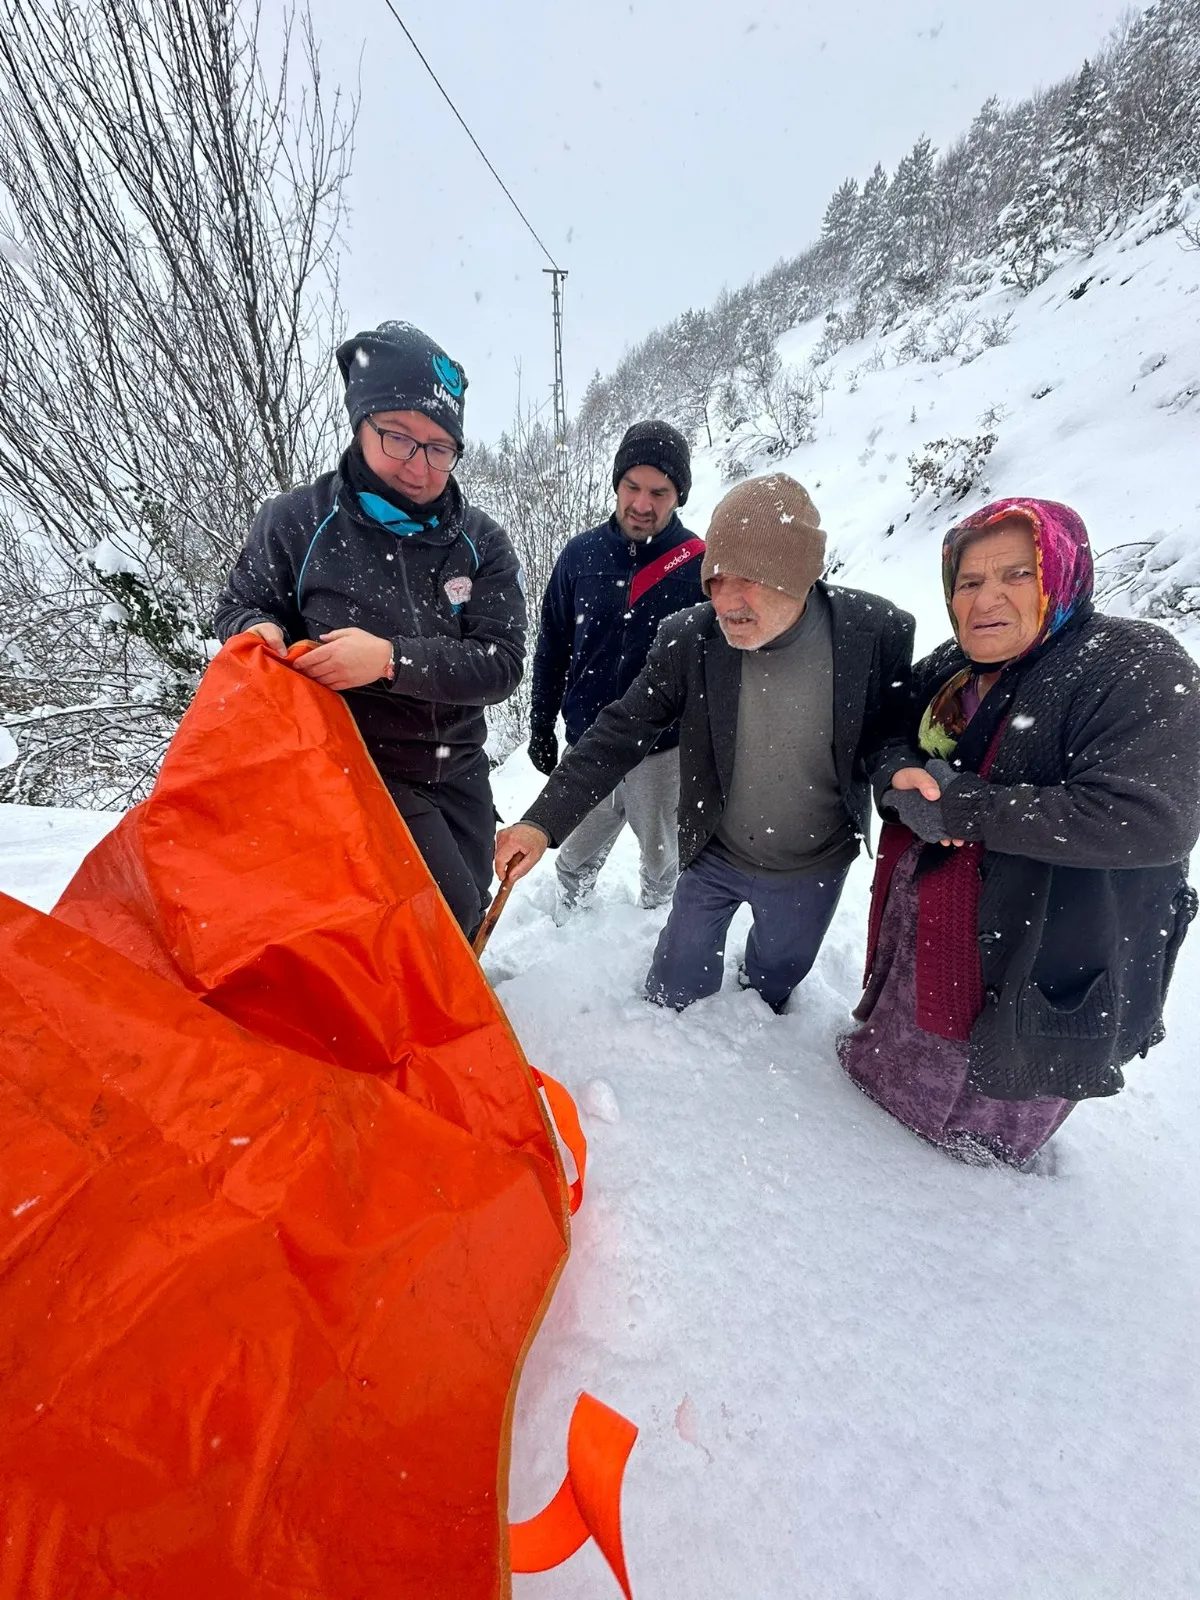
<box><xmin>838</xmin><ymin>846</ymin><xmax>1073</xmax><ymax>1167</ymax></box>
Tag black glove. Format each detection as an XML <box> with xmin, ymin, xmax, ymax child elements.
<box><xmin>527</xmin><ymin>726</ymin><xmax>559</xmax><ymax>776</ymax></box>
<box><xmin>924</xmin><ymin>758</ymin><xmax>960</xmax><ymax>795</ymax></box>
<box><xmin>880</xmin><ymin>759</ymin><xmax>961</xmax><ymax>844</ymax></box>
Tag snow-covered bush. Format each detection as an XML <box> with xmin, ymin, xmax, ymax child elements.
<box><xmin>893</xmin><ymin>318</ymin><xmax>932</xmax><ymax>365</ymax></box>
<box><xmin>925</xmin><ymin>307</ymin><xmax>978</xmax><ymax>361</ymax></box>
<box><xmin>1094</xmin><ymin>533</ymin><xmax>1200</xmax><ymax>623</ymax></box>
<box><xmin>718</xmin><ymin>359</ymin><xmax>820</xmax><ymax>481</ymax></box>
<box><xmin>978</xmin><ymin>312</ymin><xmax>1015</xmax><ymax>349</ymax></box>
<box><xmin>907</xmin><ymin>433</ymin><xmax>999</xmax><ymax>503</ymax></box>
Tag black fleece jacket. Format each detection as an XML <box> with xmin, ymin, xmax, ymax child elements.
<box><xmin>213</xmin><ymin>455</ymin><xmax>525</xmax><ymax>784</ymax></box>
<box><xmin>876</xmin><ymin>611</ymin><xmax>1200</xmax><ymax>1099</ymax></box>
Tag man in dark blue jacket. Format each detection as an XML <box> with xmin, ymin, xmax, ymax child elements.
<box><xmin>529</xmin><ymin>421</ymin><xmax>704</xmax><ymax>922</ymax></box>
<box><xmin>213</xmin><ymin>321</ymin><xmax>525</xmax><ymax>938</ymax></box>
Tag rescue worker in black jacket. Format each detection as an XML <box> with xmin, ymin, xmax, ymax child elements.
<box><xmin>213</xmin><ymin>321</ymin><xmax>525</xmax><ymax>937</ymax></box>
<box><xmin>529</xmin><ymin>421</ymin><xmax>704</xmax><ymax>922</ymax></box>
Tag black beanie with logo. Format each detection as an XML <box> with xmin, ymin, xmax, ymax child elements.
<box><xmin>336</xmin><ymin>321</ymin><xmax>468</xmax><ymax>446</ymax></box>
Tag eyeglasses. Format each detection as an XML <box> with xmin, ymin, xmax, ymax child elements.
<box><xmin>363</xmin><ymin>418</ymin><xmax>460</xmax><ymax>471</ymax></box>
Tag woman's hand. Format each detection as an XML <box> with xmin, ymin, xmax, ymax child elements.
<box><xmin>885</xmin><ymin>766</ymin><xmax>965</xmax><ymax>847</ymax></box>
<box><xmin>291</xmin><ymin>628</ymin><xmax>393</xmax><ymax>691</ymax></box>
<box><xmin>891</xmin><ymin>766</ymin><xmax>942</xmax><ymax>801</ymax></box>
<box><xmin>244</xmin><ymin>621</ymin><xmax>286</xmax><ymax>656</ymax></box>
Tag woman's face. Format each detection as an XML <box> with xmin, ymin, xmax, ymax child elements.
<box><xmin>951</xmin><ymin>521</ymin><xmax>1042</xmax><ymax>662</ymax></box>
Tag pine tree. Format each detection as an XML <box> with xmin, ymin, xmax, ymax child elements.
<box><xmin>945</xmin><ymin>96</ymin><xmax>1007</xmax><ymax>265</ymax></box>
<box><xmin>1109</xmin><ymin>0</ymin><xmax>1192</xmax><ymax>208</ymax></box>
<box><xmin>1045</xmin><ymin>61</ymin><xmax>1109</xmax><ymax>235</ymax></box>
<box><xmin>852</xmin><ymin>163</ymin><xmax>892</xmax><ymax>302</ymax></box>
<box><xmin>1173</xmin><ymin>0</ymin><xmax>1200</xmax><ymax>183</ymax></box>
<box><xmin>888</xmin><ymin>136</ymin><xmax>939</xmax><ymax>299</ymax></box>
<box><xmin>996</xmin><ymin>161</ymin><xmax>1066</xmax><ymax>292</ymax></box>
<box><xmin>672</xmin><ymin>296</ymin><xmax>739</xmax><ymax>448</ymax></box>
<box><xmin>821</xmin><ymin>177</ymin><xmax>860</xmax><ymax>286</ymax></box>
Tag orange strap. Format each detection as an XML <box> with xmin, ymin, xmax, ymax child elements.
<box><xmin>509</xmin><ymin>1392</ymin><xmax>638</xmax><ymax>1597</ymax></box>
<box><xmin>533</xmin><ymin>1068</ymin><xmax>586</xmax><ymax>1216</ymax></box>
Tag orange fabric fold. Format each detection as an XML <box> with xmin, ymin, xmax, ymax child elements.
<box><xmin>509</xmin><ymin>1393</ymin><xmax>639</xmax><ymax>1598</ymax></box>
<box><xmin>534</xmin><ymin>1068</ymin><xmax>588</xmax><ymax>1215</ymax></box>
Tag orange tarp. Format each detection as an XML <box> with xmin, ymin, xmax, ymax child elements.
<box><xmin>0</xmin><ymin>637</ymin><xmax>592</xmax><ymax>1597</ymax></box>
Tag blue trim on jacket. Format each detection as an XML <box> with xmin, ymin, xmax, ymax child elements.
<box><xmin>296</xmin><ymin>499</ymin><xmax>341</xmax><ymax>605</ymax></box>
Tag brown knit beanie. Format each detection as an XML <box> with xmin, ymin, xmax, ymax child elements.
<box><xmin>700</xmin><ymin>474</ymin><xmax>826</xmax><ymax>600</ymax></box>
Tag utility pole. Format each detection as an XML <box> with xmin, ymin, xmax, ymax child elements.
<box><xmin>385</xmin><ymin>13</ymin><xmax>571</xmax><ymax>496</ymax></box>
<box><xmin>543</xmin><ymin>267</ymin><xmax>568</xmax><ymax>501</ymax></box>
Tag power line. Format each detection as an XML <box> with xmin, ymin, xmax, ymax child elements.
<box><xmin>380</xmin><ymin>1</ymin><xmax>561</xmax><ymax>272</ymax></box>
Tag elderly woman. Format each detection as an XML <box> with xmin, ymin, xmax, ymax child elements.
<box><xmin>839</xmin><ymin>497</ymin><xmax>1200</xmax><ymax>1167</ymax></box>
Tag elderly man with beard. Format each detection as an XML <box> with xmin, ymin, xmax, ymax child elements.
<box><xmin>496</xmin><ymin>474</ymin><xmax>915</xmax><ymax>1013</ymax></box>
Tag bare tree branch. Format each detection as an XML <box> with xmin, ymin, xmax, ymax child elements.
<box><xmin>0</xmin><ymin>0</ymin><xmax>354</xmax><ymax>806</ymax></box>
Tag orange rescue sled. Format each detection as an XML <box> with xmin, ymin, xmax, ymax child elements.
<box><xmin>0</xmin><ymin>635</ymin><xmax>634</xmax><ymax>1598</ymax></box>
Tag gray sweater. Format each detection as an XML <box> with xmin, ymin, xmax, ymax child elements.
<box><xmin>522</xmin><ymin>586</ymin><xmax>917</xmax><ymax>875</ymax></box>
<box><xmin>712</xmin><ymin>587</ymin><xmax>856</xmax><ymax>878</ymax></box>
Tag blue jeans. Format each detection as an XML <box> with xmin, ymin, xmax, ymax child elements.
<box><xmin>645</xmin><ymin>847</ymin><xmax>849</xmax><ymax>1011</ymax></box>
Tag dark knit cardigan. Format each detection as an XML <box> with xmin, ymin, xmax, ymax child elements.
<box><xmin>874</xmin><ymin>611</ymin><xmax>1200</xmax><ymax>1101</ymax></box>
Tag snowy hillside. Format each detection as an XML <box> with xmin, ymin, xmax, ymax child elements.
<box><xmin>688</xmin><ymin>193</ymin><xmax>1200</xmax><ymax>659</ymax></box>
<box><xmin>2</xmin><ymin>203</ymin><xmax>1199</xmax><ymax>1598</ymax></box>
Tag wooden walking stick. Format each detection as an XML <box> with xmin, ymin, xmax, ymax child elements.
<box><xmin>471</xmin><ymin>860</ymin><xmax>522</xmax><ymax>956</ymax></box>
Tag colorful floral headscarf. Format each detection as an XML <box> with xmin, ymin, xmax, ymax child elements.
<box><xmin>920</xmin><ymin>497</ymin><xmax>1094</xmax><ymax>759</ymax></box>
<box><xmin>943</xmin><ymin>497</ymin><xmax>1094</xmax><ymax>650</ymax></box>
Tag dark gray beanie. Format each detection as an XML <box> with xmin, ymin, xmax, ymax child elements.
<box><xmin>336</xmin><ymin>321</ymin><xmax>467</xmax><ymax>445</ymax></box>
<box><xmin>612</xmin><ymin>420</ymin><xmax>691</xmax><ymax>506</ymax></box>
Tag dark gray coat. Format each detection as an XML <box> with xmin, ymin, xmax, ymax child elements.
<box><xmin>213</xmin><ymin>461</ymin><xmax>525</xmax><ymax>784</ymax></box>
<box><xmin>525</xmin><ymin>584</ymin><xmax>916</xmax><ymax>868</ymax></box>
<box><xmin>879</xmin><ymin>612</ymin><xmax>1200</xmax><ymax>1100</ymax></box>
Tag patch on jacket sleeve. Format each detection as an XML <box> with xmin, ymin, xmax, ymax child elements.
<box><xmin>445</xmin><ymin>575</ymin><xmax>473</xmax><ymax>612</ymax></box>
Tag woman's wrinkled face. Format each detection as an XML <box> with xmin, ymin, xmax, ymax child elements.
<box><xmin>951</xmin><ymin>521</ymin><xmax>1042</xmax><ymax>663</ymax></box>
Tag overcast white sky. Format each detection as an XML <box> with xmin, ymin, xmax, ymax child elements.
<box><xmin>302</xmin><ymin>1</ymin><xmax>1133</xmax><ymax>441</ymax></box>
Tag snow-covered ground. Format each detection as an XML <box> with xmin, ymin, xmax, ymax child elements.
<box><xmin>3</xmin><ymin>207</ymin><xmax>1199</xmax><ymax>1598</ymax></box>
<box><xmin>5</xmin><ymin>781</ymin><xmax>1197</xmax><ymax>1598</ymax></box>
<box><xmin>490</xmin><ymin>781</ymin><xmax>1200</xmax><ymax>1600</ymax></box>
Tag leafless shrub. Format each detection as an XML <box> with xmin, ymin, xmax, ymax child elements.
<box><xmin>979</xmin><ymin>312</ymin><xmax>1016</xmax><ymax>348</ymax></box>
<box><xmin>461</xmin><ymin>397</ymin><xmax>613</xmax><ymax>759</ymax></box>
<box><xmin>893</xmin><ymin>318</ymin><xmax>932</xmax><ymax>364</ymax></box>
<box><xmin>0</xmin><ymin>0</ymin><xmax>352</xmax><ymax>806</ymax></box>
<box><xmin>926</xmin><ymin>306</ymin><xmax>977</xmax><ymax>361</ymax></box>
